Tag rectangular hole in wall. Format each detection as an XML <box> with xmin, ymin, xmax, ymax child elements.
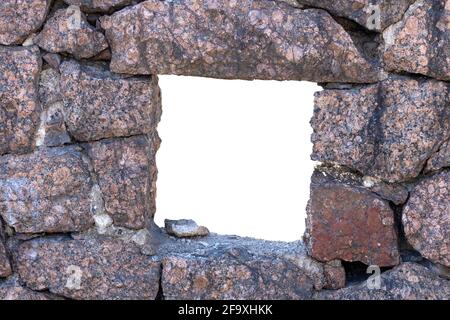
<box><xmin>155</xmin><ymin>76</ymin><xmax>321</xmax><ymax>241</ymax></box>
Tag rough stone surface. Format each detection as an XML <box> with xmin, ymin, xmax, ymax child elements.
<box><xmin>323</xmin><ymin>260</ymin><xmax>346</xmax><ymax>290</ymax></box>
<box><xmin>316</xmin><ymin>263</ymin><xmax>450</xmax><ymax>300</ymax></box>
<box><xmin>17</xmin><ymin>236</ymin><xmax>161</xmax><ymax>300</ymax></box>
<box><xmin>165</xmin><ymin>219</ymin><xmax>210</xmax><ymax>238</ymax></box>
<box><xmin>64</xmin><ymin>0</ymin><xmax>133</xmax><ymax>13</ymax></box>
<box><xmin>311</xmin><ymin>76</ymin><xmax>449</xmax><ymax>183</ymax></box>
<box><xmin>35</xmin><ymin>7</ymin><xmax>109</xmax><ymax>59</ymax></box>
<box><xmin>297</xmin><ymin>0</ymin><xmax>414</xmax><ymax>31</ymax></box>
<box><xmin>383</xmin><ymin>0</ymin><xmax>450</xmax><ymax>81</ymax></box>
<box><xmin>0</xmin><ymin>276</ymin><xmax>55</xmax><ymax>300</ymax></box>
<box><xmin>314</xmin><ymin>164</ymin><xmax>409</xmax><ymax>206</ymax></box>
<box><xmin>305</xmin><ymin>167</ymin><xmax>400</xmax><ymax>266</ymax></box>
<box><xmin>0</xmin><ymin>46</ymin><xmax>42</xmax><ymax>156</ymax></box>
<box><xmin>159</xmin><ymin>234</ymin><xmax>341</xmax><ymax>299</ymax></box>
<box><xmin>0</xmin><ymin>147</ymin><xmax>94</xmax><ymax>234</ymax></box>
<box><xmin>0</xmin><ymin>219</ymin><xmax>12</xmax><ymax>278</ymax></box>
<box><xmin>0</xmin><ymin>242</ymin><xmax>11</xmax><ymax>278</ymax></box>
<box><xmin>426</xmin><ymin>139</ymin><xmax>450</xmax><ymax>172</ymax></box>
<box><xmin>37</xmin><ymin>68</ymin><xmax>71</xmax><ymax>147</ymax></box>
<box><xmin>403</xmin><ymin>171</ymin><xmax>450</xmax><ymax>267</ymax></box>
<box><xmin>0</xmin><ymin>0</ymin><xmax>51</xmax><ymax>45</ymax></box>
<box><xmin>60</xmin><ymin>60</ymin><xmax>161</xmax><ymax>142</ymax></box>
<box><xmin>84</xmin><ymin>135</ymin><xmax>159</xmax><ymax>229</ymax></box>
<box><xmin>100</xmin><ymin>0</ymin><xmax>379</xmax><ymax>83</ymax></box>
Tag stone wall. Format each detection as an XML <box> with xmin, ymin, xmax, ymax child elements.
<box><xmin>0</xmin><ymin>0</ymin><xmax>448</xmax><ymax>300</ymax></box>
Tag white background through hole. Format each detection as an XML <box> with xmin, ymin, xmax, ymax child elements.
<box><xmin>155</xmin><ymin>75</ymin><xmax>320</xmax><ymax>241</ymax></box>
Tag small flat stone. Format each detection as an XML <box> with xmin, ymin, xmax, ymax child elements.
<box><xmin>165</xmin><ymin>219</ymin><xmax>209</xmax><ymax>238</ymax></box>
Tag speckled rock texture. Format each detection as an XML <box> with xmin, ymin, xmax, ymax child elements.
<box><xmin>0</xmin><ymin>146</ymin><xmax>94</xmax><ymax>234</ymax></box>
<box><xmin>159</xmin><ymin>234</ymin><xmax>344</xmax><ymax>300</ymax></box>
<box><xmin>383</xmin><ymin>0</ymin><xmax>450</xmax><ymax>81</ymax></box>
<box><xmin>403</xmin><ymin>171</ymin><xmax>449</xmax><ymax>267</ymax></box>
<box><xmin>296</xmin><ymin>0</ymin><xmax>415</xmax><ymax>31</ymax></box>
<box><xmin>84</xmin><ymin>135</ymin><xmax>159</xmax><ymax>229</ymax></box>
<box><xmin>37</xmin><ymin>68</ymin><xmax>71</xmax><ymax>147</ymax></box>
<box><xmin>311</xmin><ymin>76</ymin><xmax>449</xmax><ymax>183</ymax></box>
<box><xmin>17</xmin><ymin>236</ymin><xmax>160</xmax><ymax>300</ymax></box>
<box><xmin>0</xmin><ymin>0</ymin><xmax>51</xmax><ymax>45</ymax></box>
<box><xmin>63</xmin><ymin>0</ymin><xmax>134</xmax><ymax>13</ymax></box>
<box><xmin>100</xmin><ymin>0</ymin><xmax>379</xmax><ymax>82</ymax></box>
<box><xmin>0</xmin><ymin>243</ymin><xmax>11</xmax><ymax>278</ymax></box>
<box><xmin>305</xmin><ymin>167</ymin><xmax>400</xmax><ymax>267</ymax></box>
<box><xmin>316</xmin><ymin>263</ymin><xmax>450</xmax><ymax>300</ymax></box>
<box><xmin>60</xmin><ymin>60</ymin><xmax>161</xmax><ymax>142</ymax></box>
<box><xmin>426</xmin><ymin>139</ymin><xmax>450</xmax><ymax>172</ymax></box>
<box><xmin>0</xmin><ymin>277</ymin><xmax>56</xmax><ymax>300</ymax></box>
<box><xmin>0</xmin><ymin>220</ymin><xmax>11</xmax><ymax>278</ymax></box>
<box><xmin>0</xmin><ymin>46</ymin><xmax>42</xmax><ymax>156</ymax></box>
<box><xmin>35</xmin><ymin>7</ymin><xmax>109</xmax><ymax>59</ymax></box>
<box><xmin>0</xmin><ymin>0</ymin><xmax>448</xmax><ymax>301</ymax></box>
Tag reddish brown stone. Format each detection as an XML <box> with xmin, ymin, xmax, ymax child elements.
<box><xmin>0</xmin><ymin>147</ymin><xmax>94</xmax><ymax>234</ymax></box>
<box><xmin>17</xmin><ymin>236</ymin><xmax>161</xmax><ymax>300</ymax></box>
<box><xmin>60</xmin><ymin>60</ymin><xmax>161</xmax><ymax>142</ymax></box>
<box><xmin>84</xmin><ymin>135</ymin><xmax>159</xmax><ymax>229</ymax></box>
<box><xmin>0</xmin><ymin>0</ymin><xmax>51</xmax><ymax>45</ymax></box>
<box><xmin>0</xmin><ymin>46</ymin><xmax>42</xmax><ymax>156</ymax></box>
<box><xmin>100</xmin><ymin>0</ymin><xmax>379</xmax><ymax>82</ymax></box>
<box><xmin>305</xmin><ymin>168</ymin><xmax>400</xmax><ymax>267</ymax></box>
<box><xmin>403</xmin><ymin>171</ymin><xmax>449</xmax><ymax>267</ymax></box>
<box><xmin>35</xmin><ymin>7</ymin><xmax>109</xmax><ymax>59</ymax></box>
<box><xmin>297</xmin><ymin>0</ymin><xmax>414</xmax><ymax>31</ymax></box>
<box><xmin>63</xmin><ymin>0</ymin><xmax>133</xmax><ymax>13</ymax></box>
<box><xmin>316</xmin><ymin>263</ymin><xmax>450</xmax><ymax>300</ymax></box>
<box><xmin>312</xmin><ymin>76</ymin><xmax>449</xmax><ymax>183</ymax></box>
<box><xmin>383</xmin><ymin>0</ymin><xmax>450</xmax><ymax>81</ymax></box>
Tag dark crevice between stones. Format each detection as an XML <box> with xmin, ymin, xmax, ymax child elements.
<box><xmin>155</xmin><ymin>263</ymin><xmax>165</xmax><ymax>300</ymax></box>
<box><xmin>342</xmin><ymin>261</ymin><xmax>393</xmax><ymax>287</ymax></box>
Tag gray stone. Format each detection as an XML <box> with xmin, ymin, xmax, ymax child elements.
<box><xmin>315</xmin><ymin>263</ymin><xmax>450</xmax><ymax>300</ymax></box>
<box><xmin>165</xmin><ymin>219</ymin><xmax>209</xmax><ymax>238</ymax></box>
